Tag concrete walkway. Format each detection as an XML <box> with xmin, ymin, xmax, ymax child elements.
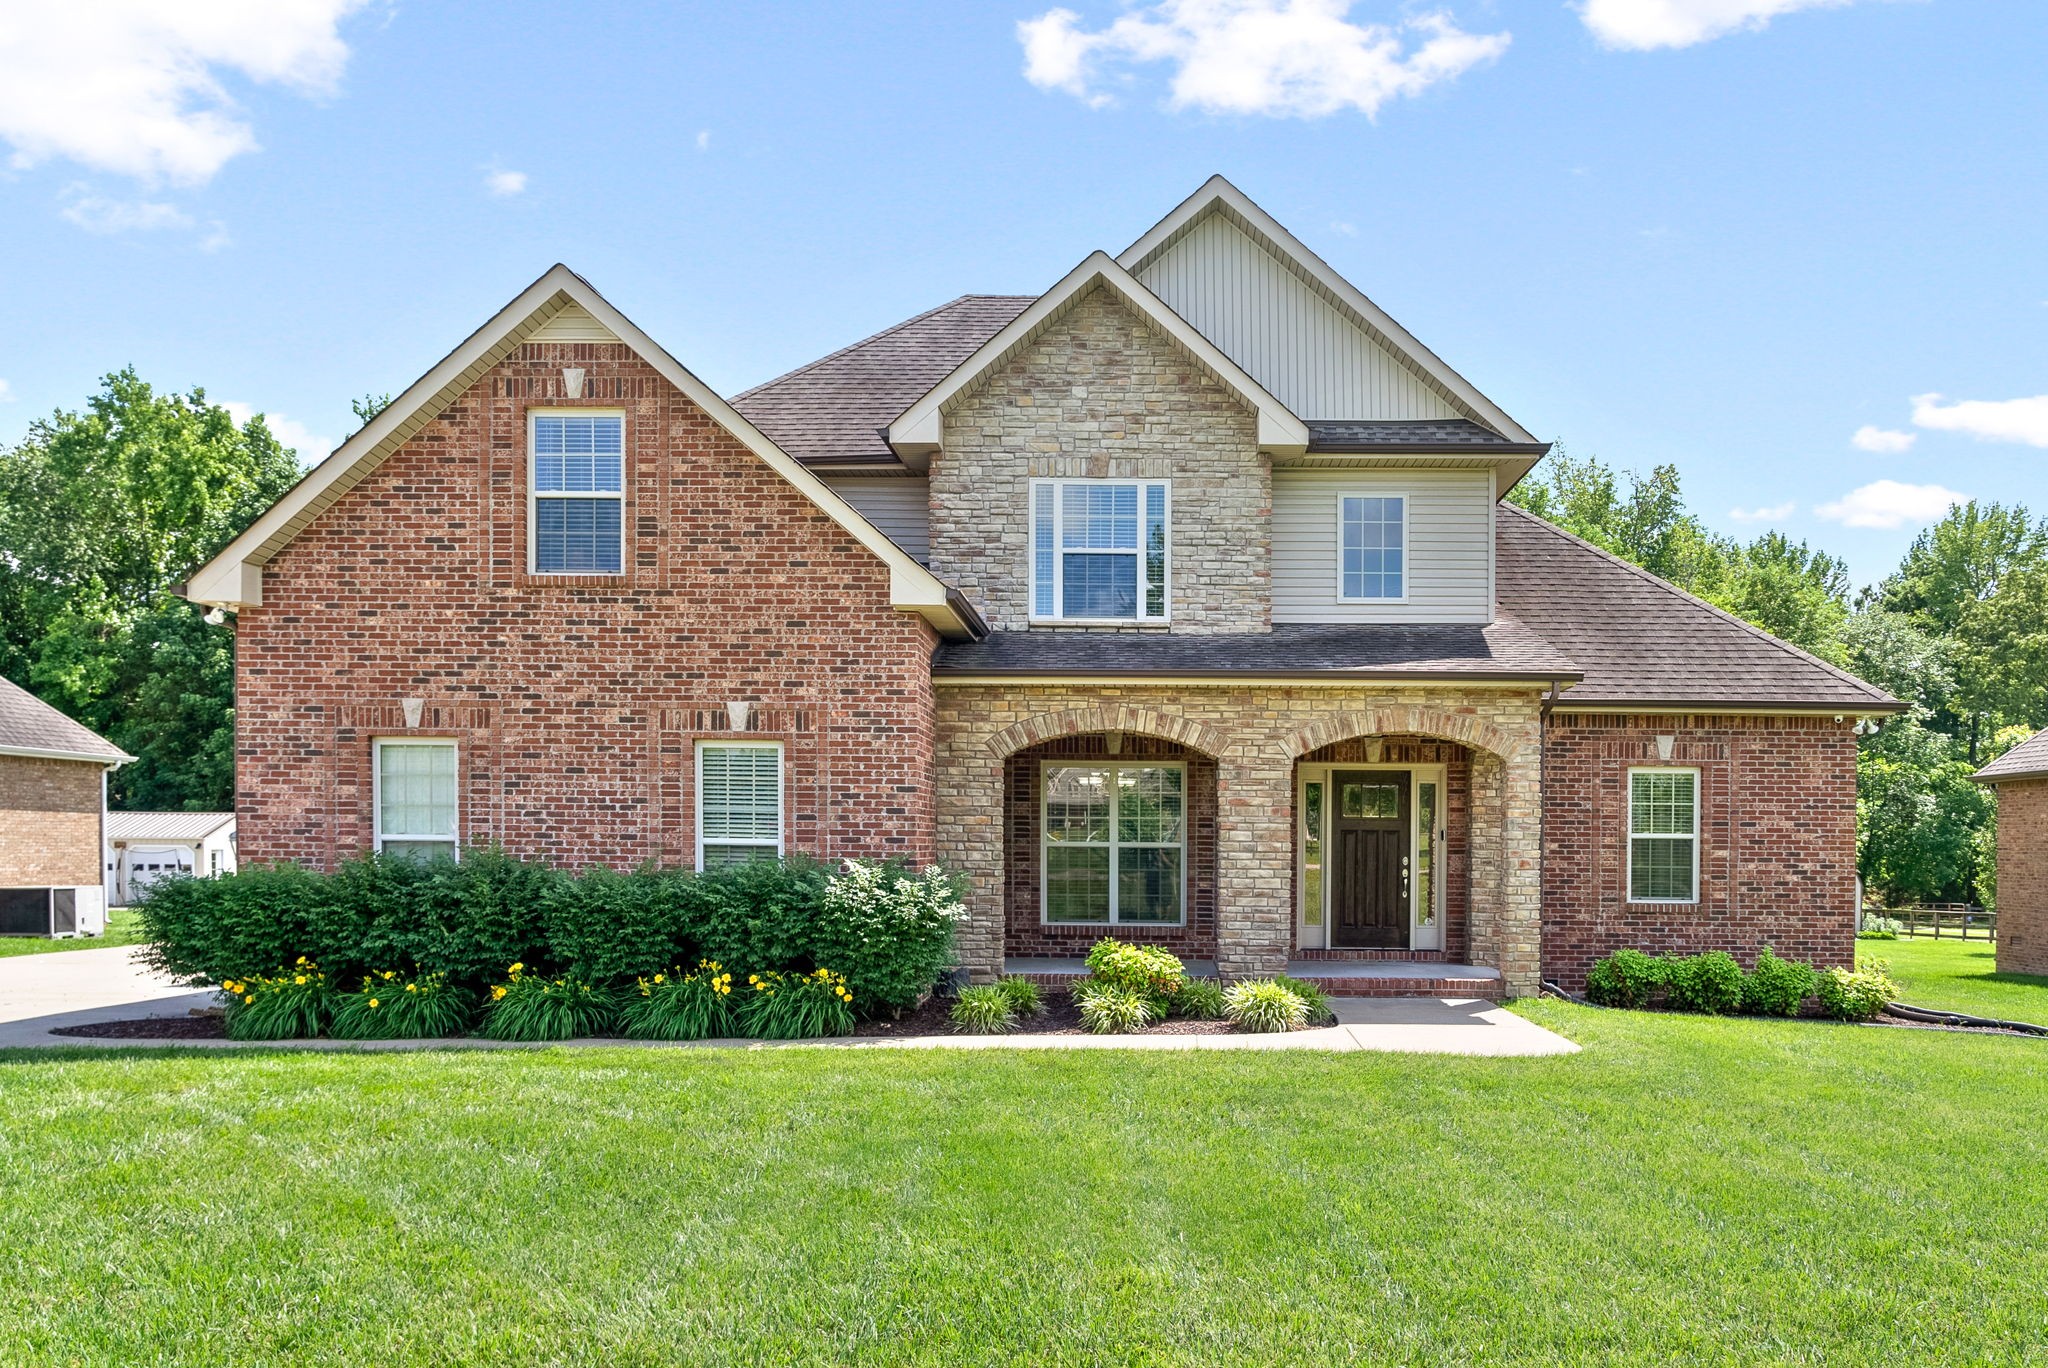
<box><xmin>0</xmin><ymin>947</ymin><xmax>1578</xmax><ymax>1057</ymax></box>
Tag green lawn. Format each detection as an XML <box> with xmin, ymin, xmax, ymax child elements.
<box><xmin>3</xmin><ymin>1008</ymin><xmax>2046</xmax><ymax>1365</ymax></box>
<box><xmin>0</xmin><ymin>907</ymin><xmax>144</xmax><ymax>958</ymax></box>
<box><xmin>1860</xmin><ymin>935</ymin><xmax>2048</xmax><ymax>1026</ymax></box>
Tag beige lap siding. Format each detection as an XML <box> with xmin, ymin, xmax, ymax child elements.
<box><xmin>1994</xmin><ymin>778</ymin><xmax>2048</xmax><ymax>977</ymax></box>
<box><xmin>233</xmin><ymin>340</ymin><xmax>938</xmax><ymax>872</ymax></box>
<box><xmin>0</xmin><ymin>756</ymin><xmax>103</xmax><ymax>887</ymax></box>
<box><xmin>1541</xmin><ymin>712</ymin><xmax>1860</xmax><ymax>988</ymax></box>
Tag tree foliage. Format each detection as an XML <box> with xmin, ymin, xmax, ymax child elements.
<box><xmin>0</xmin><ymin>369</ymin><xmax>301</xmax><ymax>809</ymax></box>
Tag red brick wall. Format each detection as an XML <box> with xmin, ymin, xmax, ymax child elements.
<box><xmin>1993</xmin><ymin>778</ymin><xmax>2048</xmax><ymax>977</ymax></box>
<box><xmin>0</xmin><ymin>755</ymin><xmax>103</xmax><ymax>887</ymax></box>
<box><xmin>1003</xmin><ymin>735</ymin><xmax>1217</xmax><ymax>960</ymax></box>
<box><xmin>1541</xmin><ymin>712</ymin><xmax>1859</xmax><ymax>988</ymax></box>
<box><xmin>234</xmin><ymin>340</ymin><xmax>938</xmax><ymax>872</ymax></box>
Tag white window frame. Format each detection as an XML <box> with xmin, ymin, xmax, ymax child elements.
<box><xmin>695</xmin><ymin>740</ymin><xmax>785</xmax><ymax>872</ymax></box>
<box><xmin>1039</xmin><ymin>760</ymin><xmax>1187</xmax><ymax>927</ymax></box>
<box><xmin>528</xmin><ymin>409</ymin><xmax>626</xmax><ymax>576</ymax></box>
<box><xmin>1627</xmin><ymin>766</ymin><xmax>1700</xmax><ymax>905</ymax></box>
<box><xmin>1028</xmin><ymin>478</ymin><xmax>1172</xmax><ymax>625</ymax></box>
<box><xmin>1333</xmin><ymin>490</ymin><xmax>1411</xmax><ymax>604</ymax></box>
<box><xmin>372</xmin><ymin>738</ymin><xmax>460</xmax><ymax>860</ymax></box>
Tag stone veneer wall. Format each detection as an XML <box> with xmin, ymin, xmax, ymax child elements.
<box><xmin>1992</xmin><ymin>777</ymin><xmax>2048</xmax><ymax>977</ymax></box>
<box><xmin>234</xmin><ymin>339</ymin><xmax>939</xmax><ymax>872</ymax></box>
<box><xmin>0</xmin><ymin>755</ymin><xmax>103</xmax><ymax>887</ymax></box>
<box><xmin>927</xmin><ymin>285</ymin><xmax>1271</xmax><ymax>634</ymax></box>
<box><xmin>1541</xmin><ymin>712</ymin><xmax>1860</xmax><ymax>987</ymax></box>
<box><xmin>935</xmin><ymin>686</ymin><xmax>1546</xmax><ymax>992</ymax></box>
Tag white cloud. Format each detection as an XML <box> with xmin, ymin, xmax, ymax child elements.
<box><xmin>222</xmin><ymin>401</ymin><xmax>335</xmax><ymax>460</ymax></box>
<box><xmin>484</xmin><ymin>169</ymin><xmax>528</xmax><ymax>197</ymax></box>
<box><xmin>1578</xmin><ymin>0</ymin><xmax>1859</xmax><ymax>51</ymax></box>
<box><xmin>695</xmin><ymin>129</ymin><xmax>711</xmax><ymax>151</ymax></box>
<box><xmin>1910</xmin><ymin>391</ymin><xmax>2048</xmax><ymax>449</ymax></box>
<box><xmin>1850</xmin><ymin>424</ymin><xmax>1916</xmax><ymax>453</ymax></box>
<box><xmin>1017</xmin><ymin>1</ymin><xmax>1510</xmax><ymax>119</ymax></box>
<box><xmin>0</xmin><ymin>380</ymin><xmax>15</xmax><ymax>403</ymax></box>
<box><xmin>0</xmin><ymin>0</ymin><xmax>368</xmax><ymax>187</ymax></box>
<box><xmin>1816</xmin><ymin>479</ymin><xmax>1967</xmax><ymax>531</ymax></box>
<box><xmin>59</xmin><ymin>188</ymin><xmax>195</xmax><ymax>234</ymax></box>
<box><xmin>1729</xmin><ymin>501</ymin><xmax>1795</xmax><ymax>523</ymax></box>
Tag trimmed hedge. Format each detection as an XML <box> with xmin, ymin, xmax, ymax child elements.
<box><xmin>1583</xmin><ymin>945</ymin><xmax>1883</xmax><ymax>1021</ymax></box>
<box><xmin>139</xmin><ymin>849</ymin><xmax>964</xmax><ymax>1022</ymax></box>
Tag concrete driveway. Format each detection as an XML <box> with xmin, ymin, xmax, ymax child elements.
<box><xmin>0</xmin><ymin>945</ymin><xmax>217</xmax><ymax>1048</ymax></box>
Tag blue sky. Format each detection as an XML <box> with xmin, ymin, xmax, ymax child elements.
<box><xmin>0</xmin><ymin>0</ymin><xmax>2041</xmax><ymax>587</ymax></box>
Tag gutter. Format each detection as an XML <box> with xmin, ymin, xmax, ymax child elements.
<box><xmin>0</xmin><ymin>743</ymin><xmax>134</xmax><ymax>767</ymax></box>
<box><xmin>931</xmin><ymin>670</ymin><xmax>1583</xmax><ymax>686</ymax></box>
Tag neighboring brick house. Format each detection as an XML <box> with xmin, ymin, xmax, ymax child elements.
<box><xmin>187</xmin><ymin>177</ymin><xmax>1900</xmax><ymax>995</ymax></box>
<box><xmin>0</xmin><ymin>676</ymin><xmax>126</xmax><ymax>937</ymax></box>
<box><xmin>1975</xmin><ymin>731</ymin><xmax>2048</xmax><ymax>978</ymax></box>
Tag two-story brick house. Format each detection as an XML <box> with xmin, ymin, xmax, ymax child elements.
<box><xmin>186</xmin><ymin>178</ymin><xmax>1900</xmax><ymax>995</ymax></box>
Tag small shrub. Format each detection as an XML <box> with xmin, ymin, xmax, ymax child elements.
<box><xmin>1741</xmin><ymin>947</ymin><xmax>1818</xmax><ymax>1018</ymax></box>
<box><xmin>950</xmin><ymin>985</ymin><xmax>1018</xmax><ymax>1034</ymax></box>
<box><xmin>1084</xmin><ymin>939</ymin><xmax>1187</xmax><ymax>1006</ymax></box>
<box><xmin>1076</xmin><ymin>983</ymin><xmax>1156</xmax><ymax>1034</ymax></box>
<box><xmin>620</xmin><ymin>960</ymin><xmax>737</xmax><ymax>1041</ymax></box>
<box><xmin>479</xmin><ymin>964</ymin><xmax>620</xmax><ymax>1041</ymax></box>
<box><xmin>1584</xmin><ymin>948</ymin><xmax>1668</xmax><ymax>1009</ymax></box>
<box><xmin>739</xmin><ymin>968</ymin><xmax>857</xmax><ymax>1039</ymax></box>
<box><xmin>328</xmin><ymin>970</ymin><xmax>474</xmax><ymax>1040</ymax></box>
<box><xmin>995</xmin><ymin>976</ymin><xmax>1043</xmax><ymax>1019</ymax></box>
<box><xmin>1665</xmin><ymin>951</ymin><xmax>1745</xmax><ymax>1015</ymax></box>
<box><xmin>808</xmin><ymin>861</ymin><xmax>966</xmax><ymax>1013</ymax></box>
<box><xmin>1858</xmin><ymin>914</ymin><xmax>1904</xmax><ymax>940</ymax></box>
<box><xmin>1273</xmin><ymin>975</ymin><xmax>1335</xmax><ymax>1026</ymax></box>
<box><xmin>221</xmin><ymin>958</ymin><xmax>333</xmax><ymax>1040</ymax></box>
<box><xmin>1224</xmin><ymin>979</ymin><xmax>1309</xmax><ymax>1034</ymax></box>
<box><xmin>1173</xmin><ymin>978</ymin><xmax>1226</xmax><ymax>1020</ymax></box>
<box><xmin>1816</xmin><ymin>962</ymin><xmax>1898</xmax><ymax>1023</ymax></box>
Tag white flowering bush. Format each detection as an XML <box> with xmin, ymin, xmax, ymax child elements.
<box><xmin>809</xmin><ymin>860</ymin><xmax>966</xmax><ymax>1013</ymax></box>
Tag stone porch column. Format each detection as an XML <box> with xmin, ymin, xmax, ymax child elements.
<box><xmin>935</xmin><ymin>743</ymin><xmax>1006</xmax><ymax>983</ymax></box>
<box><xmin>1214</xmin><ymin>753</ymin><xmax>1294</xmax><ymax>980</ymax></box>
<box><xmin>1466</xmin><ymin>745</ymin><xmax>1544</xmax><ymax>996</ymax></box>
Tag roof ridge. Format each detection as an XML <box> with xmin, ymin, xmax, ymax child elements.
<box><xmin>731</xmin><ymin>295</ymin><xmax>1037</xmax><ymax>402</ymax></box>
<box><xmin>1497</xmin><ymin>504</ymin><xmax>1896</xmax><ymax>706</ymax></box>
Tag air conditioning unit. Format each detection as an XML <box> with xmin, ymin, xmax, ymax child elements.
<box><xmin>0</xmin><ymin>886</ymin><xmax>100</xmax><ymax>939</ymax></box>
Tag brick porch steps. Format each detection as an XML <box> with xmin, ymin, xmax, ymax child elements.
<box><xmin>1000</xmin><ymin>957</ymin><xmax>1504</xmax><ymax>1001</ymax></box>
<box><xmin>1293</xmin><ymin>948</ymin><xmax>1452</xmax><ymax>963</ymax></box>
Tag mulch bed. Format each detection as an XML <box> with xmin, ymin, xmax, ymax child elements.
<box><xmin>854</xmin><ymin>990</ymin><xmax>1237</xmax><ymax>1038</ymax></box>
<box><xmin>53</xmin><ymin>1014</ymin><xmax>228</xmax><ymax>1040</ymax></box>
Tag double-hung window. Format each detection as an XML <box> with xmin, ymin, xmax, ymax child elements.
<box><xmin>1042</xmin><ymin>763</ymin><xmax>1184</xmax><ymax>924</ymax></box>
<box><xmin>1628</xmin><ymin>768</ymin><xmax>1698</xmax><ymax>903</ymax></box>
<box><xmin>375</xmin><ymin>739</ymin><xmax>458</xmax><ymax>861</ymax></box>
<box><xmin>531</xmin><ymin>412</ymin><xmax>624</xmax><ymax>574</ymax></box>
<box><xmin>697</xmin><ymin>741</ymin><xmax>783</xmax><ymax>870</ymax></box>
<box><xmin>1030</xmin><ymin>479</ymin><xmax>1169</xmax><ymax>622</ymax></box>
<box><xmin>1338</xmin><ymin>494</ymin><xmax>1406</xmax><ymax>601</ymax></box>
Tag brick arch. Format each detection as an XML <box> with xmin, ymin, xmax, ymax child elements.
<box><xmin>1288</xmin><ymin>706</ymin><xmax>1521</xmax><ymax>762</ymax></box>
<box><xmin>984</xmin><ymin>706</ymin><xmax>1229</xmax><ymax>761</ymax></box>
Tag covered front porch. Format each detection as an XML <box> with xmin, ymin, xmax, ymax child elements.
<box><xmin>934</xmin><ymin>686</ymin><xmax>1548</xmax><ymax>997</ymax></box>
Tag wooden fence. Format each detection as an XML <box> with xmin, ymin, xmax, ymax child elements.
<box><xmin>1864</xmin><ymin>904</ymin><xmax>1997</xmax><ymax>941</ymax></box>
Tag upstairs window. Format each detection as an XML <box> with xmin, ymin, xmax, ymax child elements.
<box><xmin>1030</xmin><ymin>479</ymin><xmax>1169</xmax><ymax>622</ymax></box>
<box><xmin>532</xmin><ymin>412</ymin><xmax>624</xmax><ymax>574</ymax></box>
<box><xmin>1338</xmin><ymin>494</ymin><xmax>1406</xmax><ymax>601</ymax></box>
<box><xmin>1629</xmin><ymin>768</ymin><xmax>1698</xmax><ymax>903</ymax></box>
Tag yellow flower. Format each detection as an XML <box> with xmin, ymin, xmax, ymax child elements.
<box><xmin>293</xmin><ymin>975</ymin><xmax>307</xmax><ymax>986</ymax></box>
<box><xmin>382</xmin><ymin>970</ymin><xmax>396</xmax><ymax>980</ymax></box>
<box><xmin>368</xmin><ymin>998</ymin><xmax>380</xmax><ymax>1009</ymax></box>
<box><xmin>405</xmin><ymin>983</ymin><xmax>418</xmax><ymax>993</ymax></box>
<box><xmin>653</xmin><ymin>974</ymin><xmax>665</xmax><ymax>985</ymax></box>
<box><xmin>243</xmin><ymin>994</ymin><xmax>255</xmax><ymax>1005</ymax></box>
<box><xmin>296</xmin><ymin>956</ymin><xmax>308</xmax><ymax>965</ymax></box>
<box><xmin>492</xmin><ymin>985</ymin><xmax>508</xmax><ymax>1001</ymax></box>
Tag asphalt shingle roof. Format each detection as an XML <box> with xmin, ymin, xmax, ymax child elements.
<box><xmin>0</xmin><ymin>676</ymin><xmax>128</xmax><ymax>762</ymax></box>
<box><xmin>933</xmin><ymin>619</ymin><xmax>1579</xmax><ymax>681</ymax></box>
<box><xmin>1494</xmin><ymin>506</ymin><xmax>1901</xmax><ymax>711</ymax></box>
<box><xmin>1306</xmin><ymin>419</ymin><xmax>1538</xmax><ymax>452</ymax></box>
<box><xmin>731</xmin><ymin>295</ymin><xmax>1035</xmax><ymax>467</ymax></box>
<box><xmin>1975</xmin><ymin>729</ymin><xmax>2048</xmax><ymax>784</ymax></box>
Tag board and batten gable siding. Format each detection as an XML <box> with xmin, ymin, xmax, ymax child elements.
<box><xmin>1271</xmin><ymin>468</ymin><xmax>1494</xmax><ymax>624</ymax></box>
<box><xmin>821</xmin><ymin>476</ymin><xmax>931</xmax><ymax>563</ymax></box>
<box><xmin>1134</xmin><ymin>212</ymin><xmax>1463</xmax><ymax>423</ymax></box>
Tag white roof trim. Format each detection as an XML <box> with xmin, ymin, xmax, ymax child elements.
<box><xmin>0</xmin><ymin>743</ymin><xmax>132</xmax><ymax>766</ymax></box>
<box><xmin>1118</xmin><ymin>176</ymin><xmax>1540</xmax><ymax>446</ymax></box>
<box><xmin>183</xmin><ymin>265</ymin><xmax>980</xmax><ymax>639</ymax></box>
<box><xmin>887</xmin><ymin>250</ymin><xmax>1310</xmax><ymax>468</ymax></box>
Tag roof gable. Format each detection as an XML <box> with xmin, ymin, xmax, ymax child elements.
<box><xmin>184</xmin><ymin>266</ymin><xmax>983</xmax><ymax>639</ymax></box>
<box><xmin>1120</xmin><ymin>176</ymin><xmax>1538</xmax><ymax>444</ymax></box>
<box><xmin>0</xmin><ymin>676</ymin><xmax>129</xmax><ymax>764</ymax></box>
<box><xmin>887</xmin><ymin>251</ymin><xmax>1310</xmax><ymax>468</ymax></box>
<box><xmin>1976</xmin><ymin>729</ymin><xmax>2048</xmax><ymax>785</ymax></box>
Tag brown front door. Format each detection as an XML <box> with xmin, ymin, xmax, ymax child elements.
<box><xmin>1330</xmin><ymin>770</ymin><xmax>1409</xmax><ymax>949</ymax></box>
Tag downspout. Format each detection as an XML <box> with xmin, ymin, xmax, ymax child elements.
<box><xmin>1537</xmin><ymin>679</ymin><xmax>1561</xmax><ymax>989</ymax></box>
